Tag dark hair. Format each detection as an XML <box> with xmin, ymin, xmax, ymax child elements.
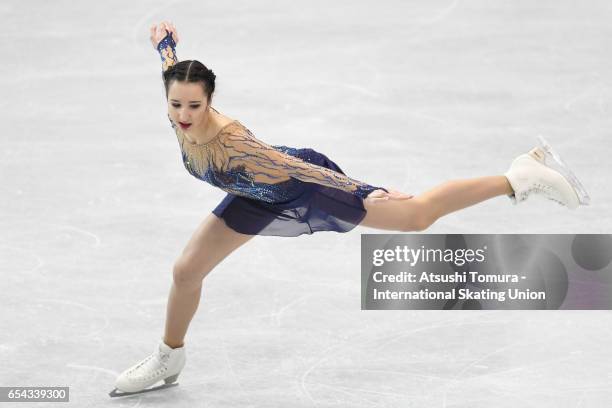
<box><xmin>163</xmin><ymin>60</ymin><xmax>216</xmax><ymax>104</ymax></box>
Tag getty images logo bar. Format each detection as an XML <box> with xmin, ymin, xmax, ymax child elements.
<box><xmin>361</xmin><ymin>234</ymin><xmax>612</xmax><ymax>310</ymax></box>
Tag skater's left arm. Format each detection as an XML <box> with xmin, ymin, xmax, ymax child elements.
<box><xmin>224</xmin><ymin>129</ymin><xmax>389</xmax><ymax>199</ymax></box>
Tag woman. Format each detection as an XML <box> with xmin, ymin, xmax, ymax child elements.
<box><xmin>111</xmin><ymin>21</ymin><xmax>589</xmax><ymax>396</ymax></box>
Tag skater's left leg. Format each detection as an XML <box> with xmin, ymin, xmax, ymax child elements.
<box><xmin>359</xmin><ymin>175</ymin><xmax>512</xmax><ymax>231</ymax></box>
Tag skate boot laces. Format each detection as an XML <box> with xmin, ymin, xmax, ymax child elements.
<box><xmin>126</xmin><ymin>345</ymin><xmax>171</xmax><ymax>382</ymax></box>
<box><xmin>517</xmin><ymin>181</ymin><xmax>566</xmax><ymax>206</ymax></box>
<box><xmin>514</xmin><ymin>149</ymin><xmax>568</xmax><ymax>206</ymax></box>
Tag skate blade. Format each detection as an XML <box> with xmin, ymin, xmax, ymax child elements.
<box><xmin>108</xmin><ymin>382</ymin><xmax>178</xmax><ymax>398</ymax></box>
<box><xmin>536</xmin><ymin>135</ymin><xmax>591</xmax><ymax>206</ymax></box>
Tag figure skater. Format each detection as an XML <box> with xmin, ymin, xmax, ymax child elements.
<box><xmin>110</xmin><ymin>21</ymin><xmax>589</xmax><ymax>396</ymax></box>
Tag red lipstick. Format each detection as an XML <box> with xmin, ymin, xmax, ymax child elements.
<box><xmin>179</xmin><ymin>122</ymin><xmax>192</xmax><ymax>130</ymax></box>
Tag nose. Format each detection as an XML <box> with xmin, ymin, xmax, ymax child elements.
<box><xmin>178</xmin><ymin>110</ymin><xmax>190</xmax><ymax>122</ymax></box>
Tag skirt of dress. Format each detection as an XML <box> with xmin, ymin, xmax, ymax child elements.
<box><xmin>211</xmin><ymin>146</ymin><xmax>369</xmax><ymax>237</ymax></box>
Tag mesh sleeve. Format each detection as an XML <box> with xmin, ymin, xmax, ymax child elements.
<box><xmin>223</xmin><ymin>129</ymin><xmax>387</xmax><ymax>199</ymax></box>
<box><xmin>157</xmin><ymin>31</ymin><xmax>178</xmax><ymax>73</ymax></box>
<box><xmin>157</xmin><ymin>32</ymin><xmax>178</xmax><ymax>129</ymax></box>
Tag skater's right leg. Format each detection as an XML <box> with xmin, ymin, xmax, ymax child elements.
<box><xmin>164</xmin><ymin>213</ymin><xmax>254</xmax><ymax>348</ymax></box>
<box><xmin>113</xmin><ymin>214</ymin><xmax>253</xmax><ymax>395</ymax></box>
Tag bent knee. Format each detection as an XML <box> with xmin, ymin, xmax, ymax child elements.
<box><xmin>173</xmin><ymin>258</ymin><xmax>211</xmax><ymax>287</ymax></box>
<box><xmin>400</xmin><ymin>216</ymin><xmax>432</xmax><ymax>232</ymax></box>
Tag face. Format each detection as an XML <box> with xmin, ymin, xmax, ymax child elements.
<box><xmin>167</xmin><ymin>81</ymin><xmax>209</xmax><ymax>132</ymax></box>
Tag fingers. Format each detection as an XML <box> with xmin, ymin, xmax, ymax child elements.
<box><xmin>369</xmin><ymin>197</ymin><xmax>389</xmax><ymax>205</ymax></box>
<box><xmin>368</xmin><ymin>190</ymin><xmax>387</xmax><ymax>198</ymax></box>
<box><xmin>389</xmin><ymin>194</ymin><xmax>413</xmax><ymax>200</ymax></box>
<box><xmin>366</xmin><ymin>189</ymin><xmax>414</xmax><ymax>204</ymax></box>
<box><xmin>366</xmin><ymin>190</ymin><xmax>389</xmax><ymax>204</ymax></box>
<box><xmin>160</xmin><ymin>20</ymin><xmax>179</xmax><ymax>43</ymax></box>
<box><xmin>385</xmin><ymin>188</ymin><xmax>414</xmax><ymax>200</ymax></box>
<box><xmin>169</xmin><ymin>21</ymin><xmax>179</xmax><ymax>43</ymax></box>
<box><xmin>149</xmin><ymin>21</ymin><xmax>179</xmax><ymax>48</ymax></box>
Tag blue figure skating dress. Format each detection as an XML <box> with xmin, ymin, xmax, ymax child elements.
<box><xmin>158</xmin><ymin>33</ymin><xmax>387</xmax><ymax>237</ymax></box>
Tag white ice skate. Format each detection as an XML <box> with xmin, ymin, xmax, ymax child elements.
<box><xmin>109</xmin><ymin>339</ymin><xmax>186</xmax><ymax>398</ymax></box>
<box><xmin>504</xmin><ymin>135</ymin><xmax>590</xmax><ymax>209</ymax></box>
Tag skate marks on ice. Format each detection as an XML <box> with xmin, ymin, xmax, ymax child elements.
<box><xmin>440</xmin><ymin>340</ymin><xmax>608</xmax><ymax>408</ymax></box>
<box><xmin>217</xmin><ymin>337</ymin><xmax>256</xmax><ymax>406</ymax></box>
<box><xmin>439</xmin><ymin>332</ymin><xmax>570</xmax><ymax>408</ymax></box>
<box><xmin>298</xmin><ymin>312</ymin><xmax>603</xmax><ymax>407</ymax></box>
<box><xmin>0</xmin><ymin>244</ymin><xmax>45</xmax><ymax>276</ymax></box>
<box><xmin>46</xmin><ymin>222</ymin><xmax>102</xmax><ymax>248</ymax></box>
<box><xmin>34</xmin><ymin>298</ymin><xmax>111</xmax><ymax>340</ymax></box>
<box><xmin>1</xmin><ymin>220</ymin><xmax>101</xmax><ymax>278</ymax></box>
<box><xmin>298</xmin><ymin>312</ymin><xmax>495</xmax><ymax>405</ymax></box>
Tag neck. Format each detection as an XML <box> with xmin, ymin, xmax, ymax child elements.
<box><xmin>186</xmin><ymin>108</ymin><xmax>215</xmax><ymax>142</ymax></box>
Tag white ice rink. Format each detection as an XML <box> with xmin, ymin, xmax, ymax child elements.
<box><xmin>2</xmin><ymin>0</ymin><xmax>612</xmax><ymax>406</ymax></box>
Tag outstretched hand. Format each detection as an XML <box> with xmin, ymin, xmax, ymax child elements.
<box><xmin>365</xmin><ymin>188</ymin><xmax>414</xmax><ymax>205</ymax></box>
<box><xmin>150</xmin><ymin>21</ymin><xmax>179</xmax><ymax>50</ymax></box>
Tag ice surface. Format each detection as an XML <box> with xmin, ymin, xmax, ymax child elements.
<box><xmin>1</xmin><ymin>0</ymin><xmax>611</xmax><ymax>406</ymax></box>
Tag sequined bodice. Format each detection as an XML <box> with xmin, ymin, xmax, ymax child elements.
<box><xmin>174</xmin><ymin>120</ymin><xmax>309</xmax><ymax>203</ymax></box>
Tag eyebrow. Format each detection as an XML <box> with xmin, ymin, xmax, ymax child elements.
<box><xmin>169</xmin><ymin>99</ymin><xmax>202</xmax><ymax>103</ymax></box>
